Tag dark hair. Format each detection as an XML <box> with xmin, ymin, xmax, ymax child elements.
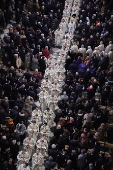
<box><xmin>25</xmin><ymin>163</ymin><xmax>29</xmax><ymax>166</ymax></box>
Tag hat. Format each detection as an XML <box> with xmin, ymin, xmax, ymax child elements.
<box><xmin>8</xmin><ymin>119</ymin><xmax>14</xmax><ymax>124</ymax></box>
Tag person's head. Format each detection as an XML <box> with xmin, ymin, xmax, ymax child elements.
<box><xmin>47</xmin><ymin>108</ymin><xmax>49</xmax><ymax>111</ymax></box>
<box><xmin>63</xmin><ymin>91</ymin><xmax>66</xmax><ymax>95</ymax></box>
<box><xmin>36</xmin><ymin>107</ymin><xmax>39</xmax><ymax>110</ymax></box>
<box><xmin>42</xmin><ymin>88</ymin><xmax>45</xmax><ymax>92</ymax></box>
<box><xmin>56</xmin><ymin>124</ymin><xmax>61</xmax><ymax>129</ymax></box>
<box><xmin>2</xmin><ymin>135</ymin><xmax>7</xmax><ymax>140</ymax></box>
<box><xmin>90</xmin><ymin>149</ymin><xmax>94</xmax><ymax>154</ymax></box>
<box><xmin>81</xmin><ymin>149</ymin><xmax>86</xmax><ymax>154</ymax></box>
<box><xmin>45</xmin><ymin>46</ymin><xmax>48</xmax><ymax>50</ymax></box>
<box><xmin>43</xmin><ymin>122</ymin><xmax>47</xmax><ymax>126</ymax></box>
<box><xmin>71</xmin><ymin>150</ymin><xmax>76</xmax><ymax>155</ymax></box>
<box><xmin>89</xmin><ymin>163</ymin><xmax>94</xmax><ymax>169</ymax></box>
<box><xmin>23</xmin><ymin>163</ymin><xmax>29</xmax><ymax>168</ymax></box>
<box><xmin>4</xmin><ymin>97</ymin><xmax>8</xmax><ymax>101</ymax></box>
<box><xmin>83</xmin><ymin>125</ymin><xmax>88</xmax><ymax>132</ymax></box>
<box><xmin>41</xmin><ymin>138</ymin><xmax>45</xmax><ymax>142</ymax></box>
<box><xmin>8</xmin><ymin>158</ymin><xmax>13</xmax><ymax>164</ymax></box>
<box><xmin>48</xmin><ymin>156</ymin><xmax>53</xmax><ymax>161</ymax></box>
<box><xmin>99</xmin><ymin>152</ymin><xmax>105</xmax><ymax>158</ymax></box>
<box><xmin>109</xmin><ymin>41</ymin><xmax>112</xmax><ymax>45</ymax></box>
<box><xmin>22</xmin><ymin>149</ymin><xmax>26</xmax><ymax>154</ymax></box>
<box><xmin>12</xmin><ymin>139</ymin><xmax>16</xmax><ymax>144</ymax></box>
<box><xmin>14</xmin><ymin>105</ymin><xmax>18</xmax><ymax>110</ymax></box>
<box><xmin>28</xmin><ymin>136</ymin><xmax>32</xmax><ymax>140</ymax></box>
<box><xmin>5</xmin><ymin>147</ymin><xmax>10</xmax><ymax>152</ymax></box>
<box><xmin>36</xmin><ymin>150</ymin><xmax>39</xmax><ymax>155</ymax></box>
<box><xmin>67</xmin><ymin>159</ymin><xmax>72</xmax><ymax>165</ymax></box>
<box><xmin>10</xmin><ymin>66</ymin><xmax>14</xmax><ymax>70</ymax></box>
<box><xmin>5</xmin><ymin>127</ymin><xmax>9</xmax><ymax>132</ymax></box>
<box><xmin>51</xmin><ymin>144</ymin><xmax>56</xmax><ymax>149</ymax></box>
<box><xmin>32</xmin><ymin>120</ymin><xmax>36</xmax><ymax>124</ymax></box>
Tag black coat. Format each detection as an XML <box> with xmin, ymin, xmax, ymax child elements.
<box><xmin>56</xmin><ymin>152</ymin><xmax>67</xmax><ymax>168</ymax></box>
<box><xmin>10</xmin><ymin>108</ymin><xmax>19</xmax><ymax>119</ymax></box>
<box><xmin>69</xmin><ymin>139</ymin><xmax>78</xmax><ymax>151</ymax></box>
<box><xmin>0</xmin><ymin>110</ymin><xmax>7</xmax><ymax>125</ymax></box>
<box><xmin>0</xmin><ymin>139</ymin><xmax>9</xmax><ymax>152</ymax></box>
<box><xmin>53</xmin><ymin>128</ymin><xmax>63</xmax><ymax>139</ymax></box>
<box><xmin>48</xmin><ymin>148</ymin><xmax>58</xmax><ymax>161</ymax></box>
<box><xmin>1</xmin><ymin>100</ymin><xmax>9</xmax><ymax>115</ymax></box>
<box><xmin>38</xmin><ymin>58</ymin><xmax>46</xmax><ymax>74</ymax></box>
<box><xmin>10</xmin><ymin>143</ymin><xmax>19</xmax><ymax>160</ymax></box>
<box><xmin>45</xmin><ymin>159</ymin><xmax>56</xmax><ymax>170</ymax></box>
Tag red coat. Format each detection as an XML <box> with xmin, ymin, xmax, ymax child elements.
<box><xmin>42</xmin><ymin>49</ymin><xmax>50</xmax><ymax>59</ymax></box>
<box><xmin>33</xmin><ymin>72</ymin><xmax>42</xmax><ymax>82</ymax></box>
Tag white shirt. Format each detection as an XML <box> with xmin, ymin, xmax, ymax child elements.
<box><xmin>39</xmin><ymin>90</ymin><xmax>49</xmax><ymax>102</ymax></box>
<box><xmin>27</xmin><ymin>122</ymin><xmax>39</xmax><ymax>132</ymax></box>
<box><xmin>32</xmin><ymin>108</ymin><xmax>42</xmax><ymax>117</ymax></box>
<box><xmin>17</xmin><ymin>164</ymin><xmax>31</xmax><ymax>170</ymax></box>
<box><xmin>32</xmin><ymin>152</ymin><xmax>44</xmax><ymax>165</ymax></box>
<box><xmin>23</xmin><ymin>137</ymin><xmax>35</xmax><ymax>147</ymax></box>
<box><xmin>78</xmin><ymin>47</ymin><xmax>86</xmax><ymax>57</ymax></box>
<box><xmin>17</xmin><ymin>151</ymin><xmax>30</xmax><ymax>162</ymax></box>
<box><xmin>36</xmin><ymin>138</ymin><xmax>48</xmax><ymax>149</ymax></box>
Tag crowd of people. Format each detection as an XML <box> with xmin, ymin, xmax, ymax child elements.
<box><xmin>45</xmin><ymin>0</ymin><xmax>113</xmax><ymax>170</ymax></box>
<box><xmin>0</xmin><ymin>0</ymin><xmax>65</xmax><ymax>71</ymax></box>
<box><xmin>0</xmin><ymin>0</ymin><xmax>65</xmax><ymax>169</ymax></box>
<box><xmin>0</xmin><ymin>0</ymin><xmax>113</xmax><ymax>170</ymax></box>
